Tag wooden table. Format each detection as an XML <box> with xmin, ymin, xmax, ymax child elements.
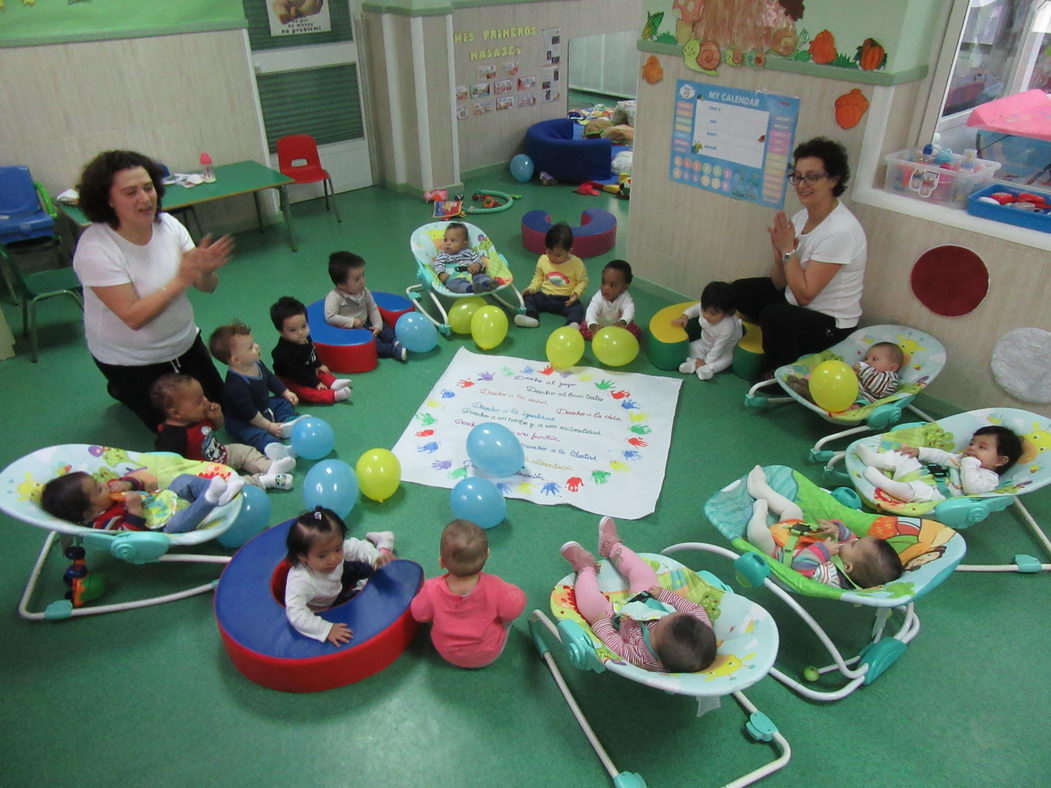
<box><xmin>59</xmin><ymin>160</ymin><xmax>299</xmax><ymax>251</ymax></box>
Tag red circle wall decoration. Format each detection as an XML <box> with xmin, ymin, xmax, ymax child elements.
<box><xmin>910</xmin><ymin>245</ymin><xmax>989</xmax><ymax>317</ymax></box>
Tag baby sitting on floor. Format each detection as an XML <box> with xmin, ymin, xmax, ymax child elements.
<box><xmin>745</xmin><ymin>466</ymin><xmax>902</xmax><ymax>589</ymax></box>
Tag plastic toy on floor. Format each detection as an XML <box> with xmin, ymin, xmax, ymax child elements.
<box><xmin>406</xmin><ymin>221</ymin><xmax>525</xmax><ymax>335</ymax></box>
<box><xmin>530</xmin><ymin>519</ymin><xmax>789</xmax><ymax>787</ymax></box>
<box><xmin>695</xmin><ymin>464</ymin><xmax>965</xmax><ymax>701</ymax></box>
<box><xmin>745</xmin><ymin>325</ymin><xmax>946</xmax><ymax>463</ymax></box>
<box><xmin>835</xmin><ymin>407</ymin><xmax>1051</xmax><ymax>574</ymax></box>
<box><xmin>466</xmin><ymin>189</ymin><xmax>519</xmax><ymax>214</ymax></box>
<box><xmin>0</xmin><ymin>444</ymin><xmax>243</xmax><ymax>621</ymax></box>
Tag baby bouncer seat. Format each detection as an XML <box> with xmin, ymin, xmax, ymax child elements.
<box><xmin>835</xmin><ymin>407</ymin><xmax>1051</xmax><ymax>574</ymax></box>
<box><xmin>530</xmin><ymin>551</ymin><xmax>789</xmax><ymax>787</ymax></box>
<box><xmin>745</xmin><ymin>325</ymin><xmax>946</xmax><ymax>463</ymax></box>
<box><xmin>406</xmin><ymin>221</ymin><xmax>525</xmax><ymax>335</ymax></box>
<box><xmin>0</xmin><ymin>444</ymin><xmax>243</xmax><ymax>620</ymax></box>
<box><xmin>695</xmin><ymin>465</ymin><xmax>965</xmax><ymax>702</ymax></box>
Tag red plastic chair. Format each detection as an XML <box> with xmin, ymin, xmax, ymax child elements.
<box><xmin>276</xmin><ymin>134</ymin><xmax>342</xmax><ymax>223</ymax></box>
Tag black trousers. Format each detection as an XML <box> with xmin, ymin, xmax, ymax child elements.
<box><xmin>93</xmin><ymin>333</ymin><xmax>224</xmax><ymax>432</ymax></box>
<box><xmin>730</xmin><ymin>277</ymin><xmax>853</xmax><ymax>371</ymax></box>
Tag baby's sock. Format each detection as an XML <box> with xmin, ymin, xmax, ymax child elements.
<box><xmin>366</xmin><ymin>530</ymin><xmax>395</xmax><ymax>552</ymax></box>
<box><xmin>331</xmin><ymin>378</ymin><xmax>352</xmax><ymax>391</ymax></box>
<box><xmin>746</xmin><ymin>465</ymin><xmax>804</xmax><ymax>521</ymax></box>
<box><xmin>678</xmin><ymin>358</ymin><xmax>698</xmax><ymax>375</ymax></box>
<box><xmin>258</xmin><ymin>472</ymin><xmax>293</xmax><ymax>491</ymax></box>
<box><xmin>216</xmin><ymin>475</ymin><xmax>245</xmax><ymax>506</ymax></box>
<box><xmin>864</xmin><ymin>467</ymin><xmax>916</xmax><ymax>501</ymax></box>
<box><xmin>269</xmin><ymin>456</ymin><xmax>296</xmax><ymax>474</ymax></box>
<box><xmin>746</xmin><ymin>498</ymin><xmax>777</xmax><ymax>554</ymax></box>
<box><xmin>265</xmin><ymin>442</ymin><xmax>296</xmax><ymax>462</ymax></box>
<box><xmin>278</xmin><ymin>415</ymin><xmax>311</xmax><ymax>439</ymax></box>
<box><xmin>203</xmin><ymin>476</ymin><xmax>228</xmax><ymax>505</ymax></box>
<box><xmin>854</xmin><ymin>443</ymin><xmax>887</xmax><ymax>468</ymax></box>
<box><xmin>696</xmin><ymin>365</ymin><xmax>715</xmax><ymax>381</ymax></box>
<box><xmin>334</xmin><ymin>388</ymin><xmax>351</xmax><ymax>402</ymax></box>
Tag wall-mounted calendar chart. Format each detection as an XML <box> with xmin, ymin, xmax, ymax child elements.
<box><xmin>670</xmin><ymin>81</ymin><xmax>800</xmax><ymax>209</ymax></box>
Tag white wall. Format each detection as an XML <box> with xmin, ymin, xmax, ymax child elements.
<box><xmin>568</xmin><ymin>30</ymin><xmax>639</xmax><ymax>98</ymax></box>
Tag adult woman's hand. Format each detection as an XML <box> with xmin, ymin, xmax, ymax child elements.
<box><xmin>768</xmin><ymin>210</ymin><xmax>797</xmax><ymax>259</ymax></box>
<box><xmin>178</xmin><ymin>234</ymin><xmax>234</xmax><ymax>293</ymax></box>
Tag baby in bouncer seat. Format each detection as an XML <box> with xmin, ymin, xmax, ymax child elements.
<box><xmin>744</xmin><ymin>466</ymin><xmax>903</xmax><ymax>589</ymax></box>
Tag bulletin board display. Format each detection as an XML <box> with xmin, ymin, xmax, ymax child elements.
<box><xmin>669</xmin><ymin>80</ymin><xmax>800</xmax><ymax>209</ymax></box>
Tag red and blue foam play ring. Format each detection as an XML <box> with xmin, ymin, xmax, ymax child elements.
<box><xmin>214</xmin><ymin>518</ymin><xmax>422</xmax><ymax>692</ymax></box>
<box><xmin>306</xmin><ymin>300</ymin><xmax>378</xmax><ymax>374</ymax></box>
<box><xmin>521</xmin><ymin>207</ymin><xmax>617</xmax><ymax>258</ymax></box>
<box><xmin>372</xmin><ymin>291</ymin><xmax>415</xmax><ymax>329</ymax></box>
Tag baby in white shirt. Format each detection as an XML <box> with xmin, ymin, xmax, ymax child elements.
<box><xmin>581</xmin><ymin>259</ymin><xmax>642</xmax><ymax>341</ymax></box>
<box><xmin>672</xmin><ymin>281</ymin><xmax>742</xmax><ymax>381</ymax></box>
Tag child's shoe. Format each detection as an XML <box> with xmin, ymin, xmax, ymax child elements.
<box><xmin>331</xmin><ymin>378</ymin><xmax>352</xmax><ymax>392</ymax></box>
<box><xmin>334</xmin><ymin>388</ymin><xmax>351</xmax><ymax>402</ymax></box>
<box><xmin>597</xmin><ymin>516</ymin><xmax>620</xmax><ymax>558</ymax></box>
<box><xmin>514</xmin><ymin>314</ymin><xmax>539</xmax><ymax>328</ymax></box>
<box><xmin>259</xmin><ymin>472</ymin><xmax>294</xmax><ymax>491</ymax></box>
<box><xmin>366</xmin><ymin>530</ymin><xmax>396</xmax><ymax>552</ymax></box>
<box><xmin>393</xmin><ymin>342</ymin><xmax>408</xmax><ymax>362</ymax></box>
<box><xmin>265</xmin><ymin>442</ymin><xmax>297</xmax><ymax>462</ymax></box>
<box><xmin>560</xmin><ymin>541</ymin><xmax>597</xmax><ymax>572</ymax></box>
<box><xmin>678</xmin><ymin>359</ymin><xmax>697</xmax><ymax>374</ymax></box>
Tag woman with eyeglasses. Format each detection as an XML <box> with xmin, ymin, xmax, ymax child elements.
<box><xmin>731</xmin><ymin>136</ymin><xmax>867</xmax><ymax>375</ymax></box>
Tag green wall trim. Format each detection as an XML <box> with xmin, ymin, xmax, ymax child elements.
<box><xmin>0</xmin><ymin>20</ymin><xmax>247</xmax><ymax>49</ymax></box>
<box><xmin>461</xmin><ymin>162</ymin><xmax>510</xmax><ymax>181</ymax></box>
<box><xmin>636</xmin><ymin>41</ymin><xmax>928</xmax><ymax>85</ymax></box>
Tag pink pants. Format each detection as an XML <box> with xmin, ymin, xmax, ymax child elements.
<box><xmin>280</xmin><ymin>371</ymin><xmax>341</xmax><ymax>404</ymax></box>
<box><xmin>574</xmin><ymin>543</ymin><xmax>658</xmax><ymax>624</ymax></box>
<box><xmin>580</xmin><ymin>321</ymin><xmax>642</xmax><ymax>341</ymax></box>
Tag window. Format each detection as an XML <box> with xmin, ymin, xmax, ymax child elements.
<box><xmin>934</xmin><ymin>0</ymin><xmax>1051</xmax><ymax>188</ymax></box>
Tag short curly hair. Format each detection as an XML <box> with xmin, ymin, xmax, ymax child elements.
<box><xmin>76</xmin><ymin>150</ymin><xmax>166</xmax><ymax>227</ymax></box>
<box><xmin>792</xmin><ymin>137</ymin><xmax>851</xmax><ymax>197</ymax></box>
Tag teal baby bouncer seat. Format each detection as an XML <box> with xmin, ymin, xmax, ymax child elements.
<box><xmin>696</xmin><ymin>465</ymin><xmax>965</xmax><ymax>702</ymax></box>
<box><xmin>745</xmin><ymin>325</ymin><xmax>946</xmax><ymax>463</ymax></box>
<box><xmin>834</xmin><ymin>407</ymin><xmax>1051</xmax><ymax>574</ymax></box>
<box><xmin>405</xmin><ymin>221</ymin><xmax>525</xmax><ymax>335</ymax></box>
<box><xmin>530</xmin><ymin>549</ymin><xmax>789</xmax><ymax>787</ymax></box>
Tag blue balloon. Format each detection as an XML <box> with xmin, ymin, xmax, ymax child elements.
<box><xmin>450</xmin><ymin>477</ymin><xmax>506</xmax><ymax>529</ymax></box>
<box><xmin>466</xmin><ymin>422</ymin><xmax>525</xmax><ymax>477</ymax></box>
<box><xmin>395</xmin><ymin>312</ymin><xmax>439</xmax><ymax>353</ymax></box>
<box><xmin>291</xmin><ymin>417</ymin><xmax>335</xmax><ymax>461</ymax></box>
<box><xmin>510</xmin><ymin>154</ymin><xmax>534</xmax><ymax>183</ymax></box>
<box><xmin>303</xmin><ymin>459</ymin><xmax>359</xmax><ymax>518</ymax></box>
<box><xmin>218</xmin><ymin>484</ymin><xmax>272</xmax><ymax>548</ymax></box>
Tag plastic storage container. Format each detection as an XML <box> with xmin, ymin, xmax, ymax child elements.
<box><xmin>967</xmin><ymin>184</ymin><xmax>1051</xmax><ymax>234</ymax></box>
<box><xmin>883</xmin><ymin>148</ymin><xmax>1001</xmax><ymax>208</ymax></box>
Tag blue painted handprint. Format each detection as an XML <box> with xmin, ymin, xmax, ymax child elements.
<box><xmin>620</xmin><ymin>399</ymin><xmax>640</xmax><ymax>410</ymax></box>
<box><xmin>623</xmin><ymin>450</ymin><xmax>641</xmax><ymax>460</ymax></box>
<box><xmin>496</xmin><ymin>482</ymin><xmax>512</xmax><ymax>494</ymax></box>
<box><xmin>541</xmin><ymin>482</ymin><xmax>560</xmax><ymax>496</ymax></box>
<box><xmin>440</xmin><ymin>389</ymin><xmax>455</xmax><ymax>398</ymax></box>
<box><xmin>417</xmin><ymin>441</ymin><xmax>439</xmax><ymax>453</ymax></box>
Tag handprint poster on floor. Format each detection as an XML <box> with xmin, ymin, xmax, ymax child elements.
<box><xmin>391</xmin><ymin>348</ymin><xmax>682</xmax><ymax>519</ymax></box>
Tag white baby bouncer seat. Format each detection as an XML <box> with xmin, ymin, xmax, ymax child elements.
<box><xmin>406</xmin><ymin>221</ymin><xmax>525</xmax><ymax>335</ymax></box>
<box><xmin>0</xmin><ymin>445</ymin><xmax>240</xmax><ymax>620</ymax></box>
<box><xmin>529</xmin><ymin>550</ymin><xmax>789</xmax><ymax>787</ymax></box>
<box><xmin>745</xmin><ymin>325</ymin><xmax>946</xmax><ymax>463</ymax></box>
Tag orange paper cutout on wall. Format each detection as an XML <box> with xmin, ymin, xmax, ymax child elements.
<box><xmin>835</xmin><ymin>88</ymin><xmax>869</xmax><ymax>129</ymax></box>
<box><xmin>642</xmin><ymin>55</ymin><xmax>664</xmax><ymax>85</ymax></box>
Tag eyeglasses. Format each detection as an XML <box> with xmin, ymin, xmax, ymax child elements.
<box><xmin>786</xmin><ymin>172</ymin><xmax>829</xmax><ymax>185</ymax></box>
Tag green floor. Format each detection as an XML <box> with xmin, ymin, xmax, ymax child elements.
<box><xmin>1</xmin><ymin>174</ymin><xmax>1048</xmax><ymax>787</ymax></box>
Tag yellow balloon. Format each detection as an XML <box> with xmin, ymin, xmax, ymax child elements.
<box><xmin>355</xmin><ymin>448</ymin><xmax>402</xmax><ymax>502</ymax></box>
<box><xmin>448</xmin><ymin>297</ymin><xmax>486</xmax><ymax>334</ymax></box>
<box><xmin>592</xmin><ymin>326</ymin><xmax>639</xmax><ymax>367</ymax></box>
<box><xmin>808</xmin><ymin>360</ymin><xmax>859</xmax><ymax>412</ymax></box>
<box><xmin>470</xmin><ymin>305</ymin><xmax>508</xmax><ymax>350</ymax></box>
<box><xmin>546</xmin><ymin>326</ymin><xmax>585</xmax><ymax>369</ymax></box>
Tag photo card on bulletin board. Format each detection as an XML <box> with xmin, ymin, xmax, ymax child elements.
<box><xmin>478</xmin><ymin>63</ymin><xmax>496</xmax><ymax>80</ymax></box>
<box><xmin>518</xmin><ymin>93</ymin><xmax>537</xmax><ymax>108</ymax></box>
<box><xmin>503</xmin><ymin>61</ymin><xmax>519</xmax><ymax>76</ymax></box>
<box><xmin>456</xmin><ymin>85</ymin><xmax>468</xmax><ymax>102</ymax></box>
<box><xmin>457</xmin><ymin>105</ymin><xmax>468</xmax><ymax>121</ymax></box>
<box><xmin>471</xmin><ymin>82</ymin><xmax>491</xmax><ymax>99</ymax></box>
<box><xmin>669</xmin><ymin>80</ymin><xmax>800</xmax><ymax>209</ymax></box>
<box><xmin>518</xmin><ymin>75</ymin><xmax>536</xmax><ymax>90</ymax></box>
<box><xmin>496</xmin><ymin>96</ymin><xmax>515</xmax><ymax>111</ymax></box>
<box><xmin>542</xmin><ymin>27</ymin><xmax>560</xmax><ymax>64</ymax></box>
<box><xmin>494</xmin><ymin>79</ymin><xmax>513</xmax><ymax>95</ymax></box>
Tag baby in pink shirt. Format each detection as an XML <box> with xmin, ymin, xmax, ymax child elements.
<box><xmin>410</xmin><ymin>519</ymin><xmax>526</xmax><ymax>668</ymax></box>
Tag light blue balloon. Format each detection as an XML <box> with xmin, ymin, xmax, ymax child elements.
<box><xmin>218</xmin><ymin>484</ymin><xmax>272</xmax><ymax>548</ymax></box>
<box><xmin>395</xmin><ymin>312</ymin><xmax>439</xmax><ymax>353</ymax></box>
<box><xmin>450</xmin><ymin>477</ymin><xmax>506</xmax><ymax>529</ymax></box>
<box><xmin>510</xmin><ymin>153</ymin><xmax>534</xmax><ymax>183</ymax></box>
<box><xmin>291</xmin><ymin>417</ymin><xmax>335</xmax><ymax>461</ymax></box>
<box><xmin>303</xmin><ymin>459</ymin><xmax>359</xmax><ymax>518</ymax></box>
<box><xmin>466</xmin><ymin>422</ymin><xmax>525</xmax><ymax>477</ymax></box>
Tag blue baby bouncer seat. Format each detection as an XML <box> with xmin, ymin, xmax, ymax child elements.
<box><xmin>530</xmin><ymin>548</ymin><xmax>789</xmax><ymax>787</ymax></box>
<box><xmin>696</xmin><ymin>465</ymin><xmax>965</xmax><ymax>702</ymax></box>
<box><xmin>406</xmin><ymin>221</ymin><xmax>525</xmax><ymax>335</ymax></box>
<box><xmin>833</xmin><ymin>407</ymin><xmax>1051</xmax><ymax>574</ymax></box>
<box><xmin>0</xmin><ymin>445</ymin><xmax>241</xmax><ymax>620</ymax></box>
<box><xmin>745</xmin><ymin>325</ymin><xmax>947</xmax><ymax>463</ymax></box>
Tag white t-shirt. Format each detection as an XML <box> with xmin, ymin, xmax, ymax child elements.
<box><xmin>784</xmin><ymin>201</ymin><xmax>867</xmax><ymax>329</ymax></box>
<box><xmin>585</xmin><ymin>290</ymin><xmax>636</xmax><ymax>327</ymax></box>
<box><xmin>73</xmin><ymin>213</ymin><xmax>198</xmax><ymax>365</ymax></box>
